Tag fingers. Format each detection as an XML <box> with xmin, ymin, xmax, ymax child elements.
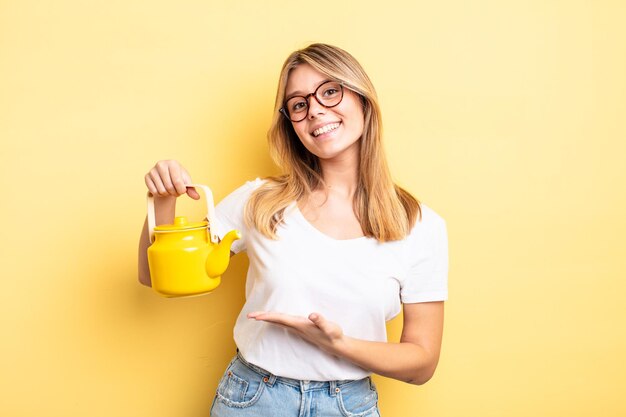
<box><xmin>248</xmin><ymin>312</ymin><xmax>324</xmax><ymax>335</ymax></box>
<box><xmin>168</xmin><ymin>163</ymin><xmax>188</xmax><ymax>196</ymax></box>
<box><xmin>247</xmin><ymin>311</ymin><xmax>267</xmax><ymax>319</ymax></box>
<box><xmin>145</xmin><ymin>161</ymin><xmax>171</xmax><ymax>197</ymax></box>
<box><xmin>144</xmin><ymin>160</ymin><xmax>197</xmax><ymax>199</ymax></box>
<box><xmin>145</xmin><ymin>176</ymin><xmax>158</xmax><ymax>197</ymax></box>
<box><xmin>248</xmin><ymin>312</ymin><xmax>306</xmax><ymax>327</ymax></box>
<box><xmin>248</xmin><ymin>311</ymin><xmax>290</xmax><ymax>323</ymax></box>
<box><xmin>248</xmin><ymin>312</ymin><xmax>294</xmax><ymax>332</ymax></box>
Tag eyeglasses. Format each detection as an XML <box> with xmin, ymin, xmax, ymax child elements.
<box><xmin>280</xmin><ymin>80</ymin><xmax>344</xmax><ymax>122</ymax></box>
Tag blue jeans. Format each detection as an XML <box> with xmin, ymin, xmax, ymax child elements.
<box><xmin>210</xmin><ymin>352</ymin><xmax>381</xmax><ymax>417</ymax></box>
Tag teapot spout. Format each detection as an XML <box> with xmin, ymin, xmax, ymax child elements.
<box><xmin>205</xmin><ymin>230</ymin><xmax>241</xmax><ymax>278</ymax></box>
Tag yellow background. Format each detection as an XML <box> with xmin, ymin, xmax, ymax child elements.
<box><xmin>1</xmin><ymin>1</ymin><xmax>625</xmax><ymax>416</ymax></box>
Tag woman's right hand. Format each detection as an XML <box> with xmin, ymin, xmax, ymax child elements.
<box><xmin>140</xmin><ymin>160</ymin><xmax>199</xmax><ymax>287</ymax></box>
<box><xmin>144</xmin><ymin>160</ymin><xmax>200</xmax><ymax>200</ymax></box>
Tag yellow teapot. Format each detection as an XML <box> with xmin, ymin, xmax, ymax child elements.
<box><xmin>146</xmin><ymin>184</ymin><xmax>241</xmax><ymax>297</ymax></box>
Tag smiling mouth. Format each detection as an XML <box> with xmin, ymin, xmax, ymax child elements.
<box><xmin>312</xmin><ymin>122</ymin><xmax>341</xmax><ymax>137</ymax></box>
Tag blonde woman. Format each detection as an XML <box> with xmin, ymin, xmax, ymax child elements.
<box><xmin>138</xmin><ymin>43</ymin><xmax>448</xmax><ymax>417</ymax></box>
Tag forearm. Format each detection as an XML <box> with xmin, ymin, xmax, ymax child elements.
<box><xmin>334</xmin><ymin>337</ymin><xmax>439</xmax><ymax>385</ymax></box>
<box><xmin>249</xmin><ymin>307</ymin><xmax>443</xmax><ymax>385</ymax></box>
<box><xmin>137</xmin><ymin>196</ymin><xmax>177</xmax><ymax>286</ymax></box>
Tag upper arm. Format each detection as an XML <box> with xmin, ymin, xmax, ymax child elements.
<box><xmin>400</xmin><ymin>301</ymin><xmax>445</xmax><ymax>366</ymax></box>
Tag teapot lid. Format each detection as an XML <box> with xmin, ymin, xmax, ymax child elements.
<box><xmin>154</xmin><ymin>216</ymin><xmax>208</xmax><ymax>232</ymax></box>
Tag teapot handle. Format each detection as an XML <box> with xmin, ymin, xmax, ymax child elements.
<box><xmin>146</xmin><ymin>183</ymin><xmax>219</xmax><ymax>244</ymax></box>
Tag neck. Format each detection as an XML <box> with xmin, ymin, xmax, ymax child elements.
<box><xmin>317</xmin><ymin>152</ymin><xmax>359</xmax><ymax>199</ymax></box>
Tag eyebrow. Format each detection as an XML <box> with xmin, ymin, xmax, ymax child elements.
<box><xmin>284</xmin><ymin>79</ymin><xmax>332</xmax><ymax>102</ymax></box>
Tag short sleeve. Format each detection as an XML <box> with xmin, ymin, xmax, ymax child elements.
<box><xmin>400</xmin><ymin>205</ymin><xmax>449</xmax><ymax>303</ymax></box>
<box><xmin>212</xmin><ymin>178</ymin><xmax>264</xmax><ymax>254</ymax></box>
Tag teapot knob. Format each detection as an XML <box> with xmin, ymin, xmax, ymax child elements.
<box><xmin>174</xmin><ymin>216</ymin><xmax>188</xmax><ymax>227</ymax></box>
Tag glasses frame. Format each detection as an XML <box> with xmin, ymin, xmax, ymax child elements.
<box><xmin>279</xmin><ymin>80</ymin><xmax>345</xmax><ymax>122</ymax></box>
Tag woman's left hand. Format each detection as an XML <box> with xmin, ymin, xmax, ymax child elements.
<box><xmin>247</xmin><ymin>311</ymin><xmax>346</xmax><ymax>354</ymax></box>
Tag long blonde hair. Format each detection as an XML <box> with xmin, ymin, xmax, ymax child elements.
<box><xmin>245</xmin><ymin>43</ymin><xmax>421</xmax><ymax>242</ymax></box>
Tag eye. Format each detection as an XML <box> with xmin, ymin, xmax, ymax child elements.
<box><xmin>291</xmin><ymin>99</ymin><xmax>307</xmax><ymax>112</ymax></box>
<box><xmin>320</xmin><ymin>81</ymin><xmax>342</xmax><ymax>98</ymax></box>
<box><xmin>322</xmin><ymin>87</ymin><xmax>339</xmax><ymax>97</ymax></box>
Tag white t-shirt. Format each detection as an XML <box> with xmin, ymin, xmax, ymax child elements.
<box><xmin>212</xmin><ymin>178</ymin><xmax>448</xmax><ymax>381</ymax></box>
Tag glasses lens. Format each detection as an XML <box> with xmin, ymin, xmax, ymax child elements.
<box><xmin>316</xmin><ymin>81</ymin><xmax>343</xmax><ymax>107</ymax></box>
<box><xmin>285</xmin><ymin>96</ymin><xmax>308</xmax><ymax>121</ymax></box>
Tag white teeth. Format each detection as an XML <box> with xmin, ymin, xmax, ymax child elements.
<box><xmin>313</xmin><ymin>123</ymin><xmax>340</xmax><ymax>137</ymax></box>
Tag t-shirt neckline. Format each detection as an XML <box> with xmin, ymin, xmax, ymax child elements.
<box><xmin>290</xmin><ymin>203</ymin><xmax>369</xmax><ymax>243</ymax></box>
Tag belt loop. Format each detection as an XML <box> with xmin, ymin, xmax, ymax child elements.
<box><xmin>265</xmin><ymin>374</ymin><xmax>277</xmax><ymax>387</ymax></box>
<box><xmin>330</xmin><ymin>380</ymin><xmax>338</xmax><ymax>397</ymax></box>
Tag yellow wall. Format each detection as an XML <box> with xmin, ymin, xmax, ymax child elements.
<box><xmin>1</xmin><ymin>1</ymin><xmax>625</xmax><ymax>416</ymax></box>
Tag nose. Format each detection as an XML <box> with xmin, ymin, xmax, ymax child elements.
<box><xmin>306</xmin><ymin>95</ymin><xmax>326</xmax><ymax>119</ymax></box>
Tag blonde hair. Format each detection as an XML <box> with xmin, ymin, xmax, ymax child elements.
<box><xmin>245</xmin><ymin>43</ymin><xmax>421</xmax><ymax>242</ymax></box>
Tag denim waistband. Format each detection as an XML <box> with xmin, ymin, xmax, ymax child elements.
<box><xmin>235</xmin><ymin>350</ymin><xmax>366</xmax><ymax>394</ymax></box>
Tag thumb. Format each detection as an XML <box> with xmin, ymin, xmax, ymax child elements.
<box><xmin>186</xmin><ymin>186</ymin><xmax>201</xmax><ymax>200</ymax></box>
<box><xmin>309</xmin><ymin>312</ymin><xmax>324</xmax><ymax>326</ymax></box>
<box><xmin>309</xmin><ymin>313</ymin><xmax>342</xmax><ymax>339</ymax></box>
<box><xmin>309</xmin><ymin>313</ymin><xmax>336</xmax><ymax>335</ymax></box>
<box><xmin>181</xmin><ymin>170</ymin><xmax>200</xmax><ymax>200</ymax></box>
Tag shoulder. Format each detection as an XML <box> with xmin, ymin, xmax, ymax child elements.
<box><xmin>407</xmin><ymin>203</ymin><xmax>447</xmax><ymax>244</ymax></box>
<box><xmin>400</xmin><ymin>203</ymin><xmax>448</xmax><ymax>277</ymax></box>
<box><xmin>234</xmin><ymin>177</ymin><xmax>266</xmax><ymax>194</ymax></box>
<box><xmin>418</xmin><ymin>203</ymin><xmax>446</xmax><ymax>227</ymax></box>
<box><xmin>215</xmin><ymin>178</ymin><xmax>266</xmax><ymax>212</ymax></box>
<box><xmin>221</xmin><ymin>177</ymin><xmax>266</xmax><ymax>201</ymax></box>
